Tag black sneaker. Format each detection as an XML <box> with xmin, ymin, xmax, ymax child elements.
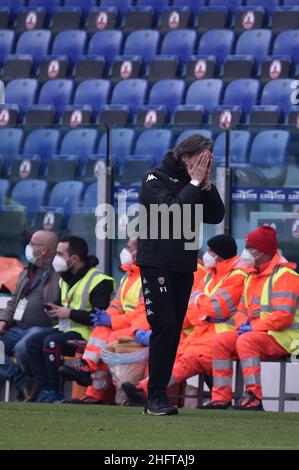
<box><xmin>144</xmin><ymin>398</ymin><xmax>178</xmax><ymax>416</ymax></box>
<box><xmin>122</xmin><ymin>382</ymin><xmax>146</xmax><ymax>406</ymax></box>
<box><xmin>202</xmin><ymin>400</ymin><xmax>232</xmax><ymax>410</ymax></box>
<box><xmin>234</xmin><ymin>392</ymin><xmax>264</xmax><ymax>411</ymax></box>
<box><xmin>59</xmin><ymin>359</ymin><xmax>92</xmax><ymax>386</ymax></box>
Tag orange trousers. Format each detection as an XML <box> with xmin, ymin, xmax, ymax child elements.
<box><xmin>83</xmin><ymin>326</ymin><xmax>133</xmax><ymax>400</ymax></box>
<box><xmin>212</xmin><ymin>330</ymin><xmax>289</xmax><ymax>402</ymax></box>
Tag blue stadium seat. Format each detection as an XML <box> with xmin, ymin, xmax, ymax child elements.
<box><xmin>0</xmin><ymin>30</ymin><xmax>14</xmax><ymax>65</ymax></box>
<box><xmin>176</xmin><ymin>129</ymin><xmax>213</xmax><ymax>144</ymax></box>
<box><xmin>249</xmin><ymin>130</ymin><xmax>290</xmax><ymax>167</ymax></box>
<box><xmin>185</xmin><ymin>79</ymin><xmax>224</xmax><ymax>120</ymax></box>
<box><xmin>0</xmin><ymin>178</ymin><xmax>9</xmax><ymax>205</ymax></box>
<box><xmin>5</xmin><ymin>79</ymin><xmax>38</xmax><ymax>116</ymax></box>
<box><xmin>0</xmin><ymin>128</ymin><xmax>23</xmax><ymax>169</ymax></box>
<box><xmin>82</xmin><ymin>182</ymin><xmax>97</xmax><ymax>208</ymax></box>
<box><xmin>101</xmin><ymin>0</ymin><xmax>132</xmax><ymax>16</ymax></box>
<box><xmin>60</xmin><ymin>128</ymin><xmax>99</xmax><ymax>167</ymax></box>
<box><xmin>0</xmin><ymin>0</ymin><xmax>24</xmax><ymax>17</ymax></box>
<box><xmin>119</xmin><ymin>155</ymin><xmax>153</xmax><ymax>184</ymax></box>
<box><xmin>143</xmin><ymin>79</ymin><xmax>186</xmax><ymax>121</ymax></box>
<box><xmin>283</xmin><ymin>0</ymin><xmax>299</xmax><ymax>5</ymax></box>
<box><xmin>209</xmin><ymin>0</ymin><xmax>242</xmax><ymax>14</ymax></box>
<box><xmin>197</xmin><ymin>29</ymin><xmax>235</xmax><ymax>65</ymax></box>
<box><xmin>161</xmin><ymin>30</ymin><xmax>197</xmax><ymax>66</ymax></box>
<box><xmin>52</xmin><ymin>30</ymin><xmax>87</xmax><ymax>68</ymax></box>
<box><xmin>235</xmin><ymin>30</ymin><xmax>272</xmax><ymax>65</ymax></box>
<box><xmin>273</xmin><ymin>30</ymin><xmax>299</xmax><ymax>65</ymax></box>
<box><xmin>134</xmin><ymin>129</ymin><xmax>173</xmax><ymax>165</ymax></box>
<box><xmin>124</xmin><ymin>30</ymin><xmax>160</xmax><ymax>66</ymax></box>
<box><xmin>22</xmin><ymin>129</ymin><xmax>60</xmax><ymax>170</ymax></box>
<box><xmin>260</xmin><ymin>79</ymin><xmax>295</xmax><ymax>118</ymax></box>
<box><xmin>66</xmin><ymin>79</ymin><xmax>111</xmax><ymax>121</ymax></box>
<box><xmin>28</xmin><ymin>0</ymin><xmax>60</xmax><ymax>16</ymax></box>
<box><xmin>48</xmin><ymin>181</ymin><xmax>84</xmax><ymax>222</ymax></box>
<box><xmin>136</xmin><ymin>0</ymin><xmax>169</xmax><ymax>16</ymax></box>
<box><xmin>97</xmin><ymin>128</ymin><xmax>135</xmax><ymax>172</ymax></box>
<box><xmin>64</xmin><ymin>0</ymin><xmax>97</xmax><ymax>19</ymax></box>
<box><xmin>213</xmin><ymin>130</ymin><xmax>251</xmax><ymax>164</ymax></box>
<box><xmin>246</xmin><ymin>0</ymin><xmax>279</xmax><ymax>14</ymax></box>
<box><xmin>172</xmin><ymin>0</ymin><xmax>205</xmax><ymax>16</ymax></box>
<box><xmin>88</xmin><ymin>30</ymin><xmax>124</xmax><ymax>71</ymax></box>
<box><xmin>16</xmin><ymin>30</ymin><xmax>51</xmax><ymax>67</ymax></box>
<box><xmin>11</xmin><ymin>179</ymin><xmax>48</xmax><ymax>221</ymax></box>
<box><xmin>36</xmin><ymin>79</ymin><xmax>74</xmax><ymax>119</ymax></box>
<box><xmin>222</xmin><ymin>79</ymin><xmax>261</xmax><ymax>117</ymax></box>
<box><xmin>109</xmin><ymin>79</ymin><xmax>149</xmax><ymax>121</ymax></box>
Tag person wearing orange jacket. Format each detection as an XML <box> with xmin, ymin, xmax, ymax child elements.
<box><xmin>122</xmin><ymin>235</ymin><xmax>248</xmax><ymax>405</ymax></box>
<box><xmin>205</xmin><ymin>225</ymin><xmax>299</xmax><ymax>411</ymax></box>
<box><xmin>59</xmin><ymin>238</ymin><xmax>146</xmax><ymax>403</ymax></box>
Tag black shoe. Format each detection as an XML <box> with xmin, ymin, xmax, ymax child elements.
<box><xmin>144</xmin><ymin>398</ymin><xmax>178</xmax><ymax>416</ymax></box>
<box><xmin>202</xmin><ymin>400</ymin><xmax>232</xmax><ymax>410</ymax></box>
<box><xmin>122</xmin><ymin>382</ymin><xmax>146</xmax><ymax>405</ymax></box>
<box><xmin>234</xmin><ymin>392</ymin><xmax>264</xmax><ymax>411</ymax></box>
<box><xmin>59</xmin><ymin>360</ymin><xmax>91</xmax><ymax>386</ymax></box>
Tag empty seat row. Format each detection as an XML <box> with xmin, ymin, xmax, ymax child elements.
<box><xmin>1</xmin><ymin>77</ymin><xmax>298</xmax><ymax>129</ymax></box>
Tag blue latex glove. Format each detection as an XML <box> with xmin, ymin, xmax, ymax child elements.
<box><xmin>238</xmin><ymin>319</ymin><xmax>253</xmax><ymax>335</ymax></box>
<box><xmin>90</xmin><ymin>308</ymin><xmax>111</xmax><ymax>327</ymax></box>
<box><xmin>135</xmin><ymin>329</ymin><xmax>151</xmax><ymax>346</ymax></box>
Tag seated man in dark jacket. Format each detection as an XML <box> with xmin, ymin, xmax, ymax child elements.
<box><xmin>25</xmin><ymin>236</ymin><xmax>114</xmax><ymax>403</ymax></box>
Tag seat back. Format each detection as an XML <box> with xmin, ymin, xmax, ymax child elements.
<box><xmin>38</xmin><ymin>79</ymin><xmax>74</xmax><ymax>116</ymax></box>
<box><xmin>60</xmin><ymin>128</ymin><xmax>99</xmax><ymax>166</ymax></box>
<box><xmin>161</xmin><ymin>29</ymin><xmax>197</xmax><ymax>64</ymax></box>
<box><xmin>52</xmin><ymin>30</ymin><xmax>87</xmax><ymax>67</ymax></box>
<box><xmin>5</xmin><ymin>79</ymin><xmax>38</xmax><ymax>115</ymax></box>
<box><xmin>124</xmin><ymin>30</ymin><xmax>160</xmax><ymax>65</ymax></box>
<box><xmin>197</xmin><ymin>29</ymin><xmax>235</xmax><ymax>64</ymax></box>
<box><xmin>16</xmin><ymin>29</ymin><xmax>51</xmax><ymax>65</ymax></box>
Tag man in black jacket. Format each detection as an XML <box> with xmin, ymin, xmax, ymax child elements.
<box><xmin>137</xmin><ymin>134</ymin><xmax>225</xmax><ymax>415</ymax></box>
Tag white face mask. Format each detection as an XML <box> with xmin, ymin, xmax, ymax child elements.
<box><xmin>240</xmin><ymin>248</ymin><xmax>256</xmax><ymax>266</ymax></box>
<box><xmin>52</xmin><ymin>255</ymin><xmax>69</xmax><ymax>273</ymax></box>
<box><xmin>120</xmin><ymin>248</ymin><xmax>133</xmax><ymax>266</ymax></box>
<box><xmin>25</xmin><ymin>244</ymin><xmax>45</xmax><ymax>265</ymax></box>
<box><xmin>203</xmin><ymin>252</ymin><xmax>217</xmax><ymax>268</ymax></box>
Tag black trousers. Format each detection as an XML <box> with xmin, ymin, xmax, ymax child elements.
<box><xmin>140</xmin><ymin>266</ymin><xmax>194</xmax><ymax>401</ymax></box>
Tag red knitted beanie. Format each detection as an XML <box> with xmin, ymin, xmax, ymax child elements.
<box><xmin>246</xmin><ymin>225</ymin><xmax>278</xmax><ymax>256</ymax></box>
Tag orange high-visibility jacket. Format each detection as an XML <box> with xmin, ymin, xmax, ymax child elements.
<box><xmin>234</xmin><ymin>252</ymin><xmax>299</xmax><ymax>333</ymax></box>
<box><xmin>108</xmin><ymin>264</ymin><xmax>144</xmax><ymax>331</ymax></box>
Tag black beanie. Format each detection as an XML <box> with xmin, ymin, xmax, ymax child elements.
<box><xmin>207</xmin><ymin>235</ymin><xmax>237</xmax><ymax>260</ymax></box>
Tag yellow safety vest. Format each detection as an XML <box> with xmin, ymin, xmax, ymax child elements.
<box><xmin>119</xmin><ymin>272</ymin><xmax>142</xmax><ymax>313</ymax></box>
<box><xmin>258</xmin><ymin>267</ymin><xmax>299</xmax><ymax>354</ymax></box>
<box><xmin>58</xmin><ymin>268</ymin><xmax>114</xmax><ymax>341</ymax></box>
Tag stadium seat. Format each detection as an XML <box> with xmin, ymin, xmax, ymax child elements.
<box><xmin>5</xmin><ymin>79</ymin><xmax>38</xmax><ymax>117</ymax></box>
<box><xmin>11</xmin><ymin>179</ymin><xmax>48</xmax><ymax>221</ymax></box>
<box><xmin>133</xmin><ymin>129</ymin><xmax>173</xmax><ymax>165</ymax></box>
<box><xmin>0</xmin><ymin>205</ymin><xmax>28</xmax><ymax>257</ymax></box>
<box><xmin>22</xmin><ymin>128</ymin><xmax>60</xmax><ymax>170</ymax></box>
<box><xmin>1</xmin><ymin>54</ymin><xmax>33</xmax><ymax>83</ymax></box>
<box><xmin>141</xmin><ymin>79</ymin><xmax>186</xmax><ymax>121</ymax></box>
<box><xmin>172</xmin><ymin>105</ymin><xmax>205</xmax><ymax>124</ymax></box>
<box><xmin>0</xmin><ymin>30</ymin><xmax>15</xmax><ymax>65</ymax></box>
<box><xmin>147</xmin><ymin>56</ymin><xmax>179</xmax><ymax>84</ymax></box>
<box><xmin>234</xmin><ymin>30</ymin><xmax>273</xmax><ymax>65</ymax></box>
<box><xmin>260</xmin><ymin>57</ymin><xmax>292</xmax><ymax>84</ymax></box>
<box><xmin>197</xmin><ymin>29</ymin><xmax>235</xmax><ymax>65</ymax></box>
<box><xmin>185</xmin><ymin>79</ymin><xmax>224</xmax><ymax>121</ymax></box>
<box><xmin>213</xmin><ymin>130</ymin><xmax>251</xmax><ymax>164</ymax></box>
<box><xmin>176</xmin><ymin>129</ymin><xmax>213</xmax><ymax>145</ymax></box>
<box><xmin>234</xmin><ymin>7</ymin><xmax>266</xmax><ymax>35</ymax></box>
<box><xmin>50</xmin><ymin>7</ymin><xmax>82</xmax><ymax>35</ymax></box>
<box><xmin>59</xmin><ymin>128</ymin><xmax>99</xmax><ymax>168</ymax></box>
<box><xmin>48</xmin><ymin>181</ymin><xmax>84</xmax><ymax>223</ymax></box>
<box><xmin>195</xmin><ymin>7</ymin><xmax>228</xmax><ymax>34</ymax></box>
<box><xmin>51</xmin><ymin>30</ymin><xmax>87</xmax><ymax>68</ymax></box>
<box><xmin>16</xmin><ymin>29</ymin><xmax>51</xmax><ymax>67</ymax></box>
<box><xmin>31</xmin><ymin>206</ymin><xmax>64</xmax><ymax>235</ymax></box>
<box><xmin>0</xmin><ymin>7</ymin><xmax>10</xmax><ymax>29</ymax></box>
<box><xmin>0</xmin><ymin>104</ymin><xmax>19</xmax><ymax>125</ymax></box>
<box><xmin>119</xmin><ymin>155</ymin><xmax>153</xmax><ymax>185</ymax></box>
<box><xmin>88</xmin><ymin>30</ymin><xmax>124</xmax><ymax>72</ymax></box>
<box><xmin>68</xmin><ymin>207</ymin><xmax>97</xmax><ymax>255</ymax></box>
<box><xmin>220</xmin><ymin>79</ymin><xmax>261</xmax><ymax>119</ymax></box>
<box><xmin>159</xmin><ymin>7</ymin><xmax>190</xmax><ymax>34</ymax></box>
<box><xmin>123</xmin><ymin>7</ymin><xmax>154</xmax><ymax>34</ymax></box>
<box><xmin>34</xmin><ymin>79</ymin><xmax>74</xmax><ymax>121</ymax></box>
<box><xmin>0</xmin><ymin>128</ymin><xmax>23</xmax><ymax>171</ymax></box>
<box><xmin>46</xmin><ymin>155</ymin><xmax>78</xmax><ymax>187</ymax></box>
<box><xmin>63</xmin><ymin>79</ymin><xmax>111</xmax><ymax>123</ymax></box>
<box><xmin>95</xmin><ymin>127</ymin><xmax>135</xmax><ymax>175</ymax></box>
<box><xmin>37</xmin><ymin>56</ymin><xmax>69</xmax><ymax>84</ymax></box>
<box><xmin>108</xmin><ymin>79</ymin><xmax>149</xmax><ymax>121</ymax></box>
<box><xmin>82</xmin><ymin>182</ymin><xmax>97</xmax><ymax>208</ymax></box>
<box><xmin>259</xmin><ymin>79</ymin><xmax>295</xmax><ymax>119</ymax></box>
<box><xmin>110</xmin><ymin>55</ymin><xmax>142</xmax><ymax>85</ymax></box>
<box><xmin>9</xmin><ymin>155</ymin><xmax>41</xmax><ymax>186</ymax></box>
<box><xmin>249</xmin><ymin>105</ymin><xmax>281</xmax><ymax>125</ymax></box>
<box><xmin>73</xmin><ymin>56</ymin><xmax>105</xmax><ymax>84</ymax></box>
<box><xmin>246</xmin><ymin>0</ymin><xmax>279</xmax><ymax>15</ymax></box>
<box><xmin>0</xmin><ymin>0</ymin><xmax>25</xmax><ymax>18</ymax></box>
<box><xmin>208</xmin><ymin>0</ymin><xmax>242</xmax><ymax>14</ymax></box>
<box><xmin>272</xmin><ymin>30</ymin><xmax>299</xmax><ymax>65</ymax></box>
<box><xmin>64</xmin><ymin>0</ymin><xmax>97</xmax><ymax>19</ymax></box>
<box><xmin>101</xmin><ymin>0</ymin><xmax>132</xmax><ymax>17</ymax></box>
<box><xmin>283</xmin><ymin>0</ymin><xmax>299</xmax><ymax>5</ymax></box>
<box><xmin>136</xmin><ymin>0</ymin><xmax>168</xmax><ymax>16</ymax></box>
<box><xmin>28</xmin><ymin>0</ymin><xmax>60</xmax><ymax>16</ymax></box>
<box><xmin>271</xmin><ymin>7</ymin><xmax>299</xmax><ymax>35</ymax></box>
<box><xmin>0</xmin><ymin>178</ymin><xmax>9</xmax><ymax>205</ymax></box>
<box><xmin>86</xmin><ymin>6</ymin><xmax>117</xmax><ymax>34</ymax></box>
<box><xmin>172</xmin><ymin>0</ymin><xmax>205</xmax><ymax>18</ymax></box>
<box><xmin>184</xmin><ymin>56</ymin><xmax>216</xmax><ymax>84</ymax></box>
<box><xmin>124</xmin><ymin>30</ymin><xmax>160</xmax><ymax>68</ymax></box>
<box><xmin>14</xmin><ymin>8</ymin><xmax>47</xmax><ymax>35</ymax></box>
<box><xmin>160</xmin><ymin>29</ymin><xmax>197</xmax><ymax>68</ymax></box>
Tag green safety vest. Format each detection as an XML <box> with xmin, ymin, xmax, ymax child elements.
<box><xmin>58</xmin><ymin>268</ymin><xmax>114</xmax><ymax>341</ymax></box>
<box><xmin>245</xmin><ymin>266</ymin><xmax>299</xmax><ymax>354</ymax></box>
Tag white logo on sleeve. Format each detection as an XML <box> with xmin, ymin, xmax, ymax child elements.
<box><xmin>146</xmin><ymin>174</ymin><xmax>157</xmax><ymax>182</ymax></box>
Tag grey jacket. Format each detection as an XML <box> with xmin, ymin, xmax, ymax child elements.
<box><xmin>0</xmin><ymin>265</ymin><xmax>60</xmax><ymax>327</ymax></box>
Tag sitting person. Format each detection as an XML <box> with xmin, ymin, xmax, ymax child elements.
<box><xmin>25</xmin><ymin>236</ymin><xmax>114</xmax><ymax>403</ymax></box>
<box><xmin>204</xmin><ymin>225</ymin><xmax>299</xmax><ymax>411</ymax></box>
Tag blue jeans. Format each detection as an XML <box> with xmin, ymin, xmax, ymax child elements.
<box><xmin>0</xmin><ymin>325</ymin><xmax>50</xmax><ymax>391</ymax></box>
